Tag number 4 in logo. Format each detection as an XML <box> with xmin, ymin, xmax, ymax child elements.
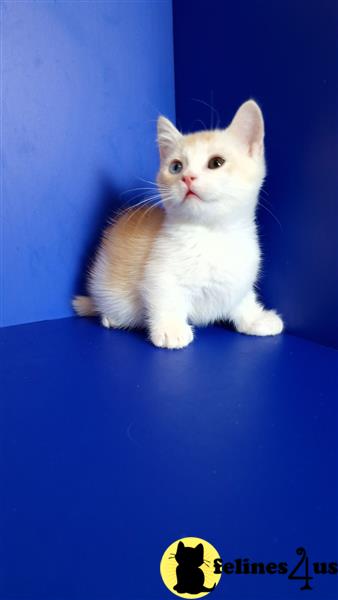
<box><xmin>288</xmin><ymin>547</ymin><xmax>314</xmax><ymax>591</ymax></box>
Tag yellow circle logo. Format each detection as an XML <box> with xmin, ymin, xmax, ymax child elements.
<box><xmin>160</xmin><ymin>537</ymin><xmax>222</xmax><ymax>598</ymax></box>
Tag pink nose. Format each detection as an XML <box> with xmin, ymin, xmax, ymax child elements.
<box><xmin>182</xmin><ymin>175</ymin><xmax>196</xmax><ymax>187</ymax></box>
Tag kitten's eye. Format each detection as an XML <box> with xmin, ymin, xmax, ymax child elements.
<box><xmin>208</xmin><ymin>156</ymin><xmax>225</xmax><ymax>169</ymax></box>
<box><xmin>169</xmin><ymin>159</ymin><xmax>183</xmax><ymax>174</ymax></box>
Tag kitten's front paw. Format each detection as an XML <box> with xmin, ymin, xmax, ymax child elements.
<box><xmin>150</xmin><ymin>322</ymin><xmax>194</xmax><ymax>349</ymax></box>
<box><xmin>238</xmin><ymin>310</ymin><xmax>284</xmax><ymax>337</ymax></box>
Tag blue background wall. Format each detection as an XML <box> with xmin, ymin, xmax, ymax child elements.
<box><xmin>173</xmin><ymin>0</ymin><xmax>338</xmax><ymax>348</ymax></box>
<box><xmin>1</xmin><ymin>0</ymin><xmax>175</xmax><ymax>327</ymax></box>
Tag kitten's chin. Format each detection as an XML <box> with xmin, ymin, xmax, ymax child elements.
<box><xmin>164</xmin><ymin>194</ymin><xmax>256</xmax><ymax>228</ymax></box>
<box><xmin>165</xmin><ymin>200</ymin><xmax>223</xmax><ymax>227</ymax></box>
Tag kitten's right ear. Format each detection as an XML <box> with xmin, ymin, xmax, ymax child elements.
<box><xmin>157</xmin><ymin>116</ymin><xmax>182</xmax><ymax>160</ymax></box>
<box><xmin>229</xmin><ymin>100</ymin><xmax>264</xmax><ymax>157</ymax></box>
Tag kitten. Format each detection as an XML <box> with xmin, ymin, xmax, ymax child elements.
<box><xmin>173</xmin><ymin>541</ymin><xmax>215</xmax><ymax>594</ymax></box>
<box><xmin>73</xmin><ymin>100</ymin><xmax>283</xmax><ymax>349</ymax></box>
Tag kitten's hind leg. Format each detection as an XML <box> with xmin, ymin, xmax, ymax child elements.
<box><xmin>230</xmin><ymin>290</ymin><xmax>283</xmax><ymax>336</ymax></box>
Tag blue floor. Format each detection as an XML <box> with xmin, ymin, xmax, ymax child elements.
<box><xmin>1</xmin><ymin>318</ymin><xmax>337</xmax><ymax>600</ymax></box>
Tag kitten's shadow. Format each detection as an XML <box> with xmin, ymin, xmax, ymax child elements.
<box><xmin>74</xmin><ymin>174</ymin><xmax>125</xmax><ymax>295</ymax></box>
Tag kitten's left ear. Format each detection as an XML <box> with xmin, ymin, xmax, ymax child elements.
<box><xmin>176</xmin><ymin>541</ymin><xmax>185</xmax><ymax>556</ymax></box>
<box><xmin>157</xmin><ymin>116</ymin><xmax>182</xmax><ymax>160</ymax></box>
<box><xmin>229</xmin><ymin>100</ymin><xmax>264</xmax><ymax>156</ymax></box>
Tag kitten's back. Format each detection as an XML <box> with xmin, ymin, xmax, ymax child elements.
<box><xmin>74</xmin><ymin>205</ymin><xmax>165</xmax><ymax>327</ymax></box>
<box><xmin>98</xmin><ymin>205</ymin><xmax>165</xmax><ymax>290</ymax></box>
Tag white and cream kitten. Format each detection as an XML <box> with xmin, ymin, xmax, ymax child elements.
<box><xmin>73</xmin><ymin>100</ymin><xmax>283</xmax><ymax>349</ymax></box>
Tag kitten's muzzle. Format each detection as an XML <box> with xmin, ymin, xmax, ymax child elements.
<box><xmin>181</xmin><ymin>176</ymin><xmax>200</xmax><ymax>201</ymax></box>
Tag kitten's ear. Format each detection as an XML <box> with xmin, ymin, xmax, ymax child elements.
<box><xmin>195</xmin><ymin>543</ymin><xmax>204</xmax><ymax>556</ymax></box>
<box><xmin>176</xmin><ymin>541</ymin><xmax>184</xmax><ymax>556</ymax></box>
<box><xmin>229</xmin><ymin>100</ymin><xmax>264</xmax><ymax>156</ymax></box>
<box><xmin>157</xmin><ymin>116</ymin><xmax>182</xmax><ymax>160</ymax></box>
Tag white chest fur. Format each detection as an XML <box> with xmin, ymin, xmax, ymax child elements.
<box><xmin>146</xmin><ymin>221</ymin><xmax>261</xmax><ymax>326</ymax></box>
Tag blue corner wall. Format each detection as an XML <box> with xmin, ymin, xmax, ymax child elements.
<box><xmin>173</xmin><ymin>0</ymin><xmax>338</xmax><ymax>348</ymax></box>
<box><xmin>1</xmin><ymin>0</ymin><xmax>175</xmax><ymax>327</ymax></box>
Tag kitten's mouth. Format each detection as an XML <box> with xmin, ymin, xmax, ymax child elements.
<box><xmin>183</xmin><ymin>190</ymin><xmax>201</xmax><ymax>202</ymax></box>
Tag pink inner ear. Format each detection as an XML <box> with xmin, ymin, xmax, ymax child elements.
<box><xmin>157</xmin><ymin>117</ymin><xmax>182</xmax><ymax>160</ymax></box>
<box><xmin>159</xmin><ymin>141</ymin><xmax>175</xmax><ymax>161</ymax></box>
<box><xmin>230</xmin><ymin>101</ymin><xmax>264</xmax><ymax>156</ymax></box>
<box><xmin>158</xmin><ymin>137</ymin><xmax>176</xmax><ymax>161</ymax></box>
<box><xmin>159</xmin><ymin>146</ymin><xmax>167</xmax><ymax>160</ymax></box>
<box><xmin>250</xmin><ymin>140</ymin><xmax>263</xmax><ymax>157</ymax></box>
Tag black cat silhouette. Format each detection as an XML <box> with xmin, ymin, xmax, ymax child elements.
<box><xmin>173</xmin><ymin>541</ymin><xmax>216</xmax><ymax>594</ymax></box>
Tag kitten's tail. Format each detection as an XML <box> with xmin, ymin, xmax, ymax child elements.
<box><xmin>72</xmin><ymin>295</ymin><xmax>97</xmax><ymax>317</ymax></box>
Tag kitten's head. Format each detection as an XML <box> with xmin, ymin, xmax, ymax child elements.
<box><xmin>157</xmin><ymin>100</ymin><xmax>265</xmax><ymax>226</ymax></box>
<box><xmin>175</xmin><ymin>541</ymin><xmax>204</xmax><ymax>567</ymax></box>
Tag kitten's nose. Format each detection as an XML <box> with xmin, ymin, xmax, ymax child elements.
<box><xmin>182</xmin><ymin>175</ymin><xmax>196</xmax><ymax>187</ymax></box>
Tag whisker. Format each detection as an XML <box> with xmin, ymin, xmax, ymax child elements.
<box><xmin>194</xmin><ymin>118</ymin><xmax>208</xmax><ymax>131</ymax></box>
<box><xmin>259</xmin><ymin>189</ymin><xmax>277</xmax><ymax>210</ymax></box>
<box><xmin>121</xmin><ymin>187</ymin><xmax>168</xmax><ymax>203</ymax></box>
<box><xmin>258</xmin><ymin>202</ymin><xmax>283</xmax><ymax>230</ymax></box>
<box><xmin>133</xmin><ymin>198</ymin><xmax>165</xmax><ymax>226</ymax></box>
<box><xmin>192</xmin><ymin>97</ymin><xmax>221</xmax><ymax>130</ymax></box>
<box><xmin>222</xmin><ymin>186</ymin><xmax>279</xmax><ymax>212</ymax></box>
<box><xmin>120</xmin><ymin>186</ymin><xmax>160</xmax><ymax>197</ymax></box>
<box><xmin>112</xmin><ymin>195</ymin><xmax>162</xmax><ymax>224</ymax></box>
<box><xmin>119</xmin><ymin>191</ymin><xmax>156</xmax><ymax>205</ymax></box>
<box><xmin>210</xmin><ymin>90</ymin><xmax>216</xmax><ymax>129</ymax></box>
<box><xmin>135</xmin><ymin>178</ymin><xmax>169</xmax><ymax>198</ymax></box>
<box><xmin>122</xmin><ymin>195</ymin><xmax>162</xmax><ymax>211</ymax></box>
<box><xmin>137</xmin><ymin>176</ymin><xmax>159</xmax><ymax>188</ymax></box>
<box><xmin>119</xmin><ymin>195</ymin><xmax>171</xmax><ymax>227</ymax></box>
<box><xmin>259</xmin><ymin>187</ymin><xmax>270</xmax><ymax>199</ymax></box>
